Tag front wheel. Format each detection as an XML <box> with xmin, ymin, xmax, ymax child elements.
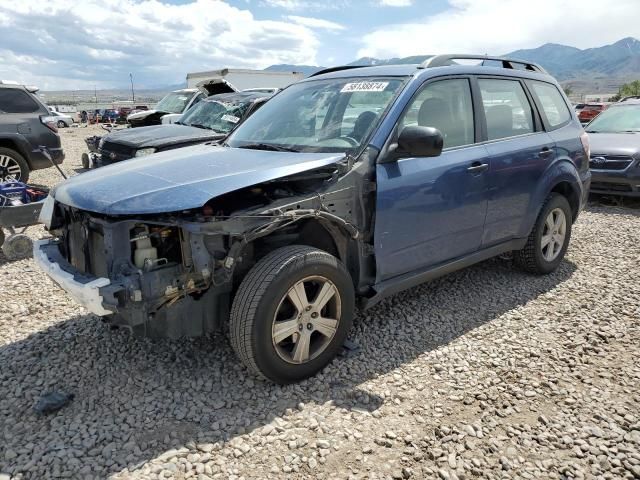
<box><xmin>229</xmin><ymin>246</ymin><xmax>354</xmax><ymax>384</ymax></box>
<box><xmin>514</xmin><ymin>193</ymin><xmax>572</xmax><ymax>274</ymax></box>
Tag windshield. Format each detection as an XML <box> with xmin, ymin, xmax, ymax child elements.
<box><xmin>155</xmin><ymin>92</ymin><xmax>193</xmax><ymax>114</ymax></box>
<box><xmin>227</xmin><ymin>77</ymin><xmax>406</xmax><ymax>153</ymax></box>
<box><xmin>586</xmin><ymin>105</ymin><xmax>640</xmax><ymax>133</ymax></box>
<box><xmin>180</xmin><ymin>98</ymin><xmax>252</xmax><ymax>133</ymax></box>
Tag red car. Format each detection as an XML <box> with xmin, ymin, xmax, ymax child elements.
<box><xmin>578</xmin><ymin>103</ymin><xmax>608</xmax><ymax>123</ymax></box>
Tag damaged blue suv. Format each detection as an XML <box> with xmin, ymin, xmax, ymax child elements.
<box><xmin>35</xmin><ymin>55</ymin><xmax>590</xmax><ymax>383</ymax></box>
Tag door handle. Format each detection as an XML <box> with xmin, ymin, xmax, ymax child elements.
<box><xmin>467</xmin><ymin>162</ymin><xmax>489</xmax><ymax>173</ymax></box>
<box><xmin>539</xmin><ymin>147</ymin><xmax>554</xmax><ymax>158</ymax></box>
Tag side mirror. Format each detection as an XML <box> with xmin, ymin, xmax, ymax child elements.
<box><xmin>397</xmin><ymin>125</ymin><xmax>443</xmax><ymax>158</ymax></box>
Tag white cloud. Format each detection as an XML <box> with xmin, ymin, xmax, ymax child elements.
<box><xmin>378</xmin><ymin>0</ymin><xmax>413</xmax><ymax>6</ymax></box>
<box><xmin>359</xmin><ymin>0</ymin><xmax>640</xmax><ymax>59</ymax></box>
<box><xmin>261</xmin><ymin>0</ymin><xmax>349</xmax><ymax>10</ymax></box>
<box><xmin>287</xmin><ymin>15</ymin><xmax>345</xmax><ymax>31</ymax></box>
<box><xmin>0</xmin><ymin>0</ymin><xmax>321</xmax><ymax>89</ymax></box>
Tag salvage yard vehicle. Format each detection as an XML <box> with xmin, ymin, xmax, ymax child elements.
<box><xmin>35</xmin><ymin>55</ymin><xmax>590</xmax><ymax>383</ymax></box>
<box><xmin>128</xmin><ymin>80</ymin><xmax>236</xmax><ymax>128</ymax></box>
<box><xmin>578</xmin><ymin>103</ymin><xmax>608</xmax><ymax>123</ymax></box>
<box><xmin>585</xmin><ymin>98</ymin><xmax>640</xmax><ymax>196</ymax></box>
<box><xmin>0</xmin><ymin>81</ymin><xmax>65</xmax><ymax>182</ymax></box>
<box><xmin>89</xmin><ymin>91</ymin><xmax>272</xmax><ymax>168</ymax></box>
<box><xmin>50</xmin><ymin>110</ymin><xmax>74</xmax><ymax>128</ymax></box>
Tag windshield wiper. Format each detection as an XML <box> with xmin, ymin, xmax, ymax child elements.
<box><xmin>188</xmin><ymin>123</ymin><xmax>212</xmax><ymax>130</ymax></box>
<box><xmin>237</xmin><ymin>143</ymin><xmax>299</xmax><ymax>152</ymax></box>
<box><xmin>585</xmin><ymin>130</ymin><xmax>599</xmax><ymax>133</ymax></box>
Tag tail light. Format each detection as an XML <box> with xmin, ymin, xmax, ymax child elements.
<box><xmin>580</xmin><ymin>131</ymin><xmax>590</xmax><ymax>161</ymax></box>
<box><xmin>40</xmin><ymin>115</ymin><xmax>58</xmax><ymax>133</ymax></box>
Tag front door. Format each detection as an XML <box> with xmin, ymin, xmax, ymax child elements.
<box><xmin>374</xmin><ymin>78</ymin><xmax>490</xmax><ymax>282</ymax></box>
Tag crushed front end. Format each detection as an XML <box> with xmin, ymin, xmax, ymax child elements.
<box><xmin>35</xmin><ymin>204</ymin><xmax>234</xmax><ymax>337</ymax></box>
<box><xmin>34</xmin><ymin>156</ymin><xmax>368</xmax><ymax>338</ymax></box>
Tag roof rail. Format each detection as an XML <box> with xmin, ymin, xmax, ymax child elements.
<box><xmin>309</xmin><ymin>65</ymin><xmax>367</xmax><ymax>77</ymax></box>
<box><xmin>418</xmin><ymin>54</ymin><xmax>546</xmax><ymax>73</ymax></box>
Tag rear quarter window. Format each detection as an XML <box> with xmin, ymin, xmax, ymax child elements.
<box><xmin>530</xmin><ymin>81</ymin><xmax>572</xmax><ymax>128</ymax></box>
<box><xmin>0</xmin><ymin>88</ymin><xmax>41</xmax><ymax>114</ymax></box>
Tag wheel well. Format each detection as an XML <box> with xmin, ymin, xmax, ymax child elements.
<box><xmin>551</xmin><ymin>181</ymin><xmax>579</xmax><ymax>221</ymax></box>
<box><xmin>232</xmin><ymin>219</ymin><xmax>350</xmax><ymax>289</ymax></box>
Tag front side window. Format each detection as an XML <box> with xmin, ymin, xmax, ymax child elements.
<box><xmin>155</xmin><ymin>92</ymin><xmax>193</xmax><ymax>114</ymax></box>
<box><xmin>0</xmin><ymin>88</ymin><xmax>40</xmax><ymax>114</ymax></box>
<box><xmin>399</xmin><ymin>78</ymin><xmax>475</xmax><ymax>149</ymax></box>
<box><xmin>530</xmin><ymin>81</ymin><xmax>571</xmax><ymax>128</ymax></box>
<box><xmin>586</xmin><ymin>105</ymin><xmax>640</xmax><ymax>133</ymax></box>
<box><xmin>479</xmin><ymin>79</ymin><xmax>534</xmax><ymax>140</ymax></box>
<box><xmin>227</xmin><ymin>77</ymin><xmax>406</xmax><ymax>153</ymax></box>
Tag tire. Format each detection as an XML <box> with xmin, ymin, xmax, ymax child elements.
<box><xmin>1</xmin><ymin>233</ymin><xmax>33</xmax><ymax>260</ymax></box>
<box><xmin>81</xmin><ymin>152</ymin><xmax>90</xmax><ymax>169</ymax></box>
<box><xmin>229</xmin><ymin>245</ymin><xmax>354</xmax><ymax>384</ymax></box>
<box><xmin>0</xmin><ymin>229</ymin><xmax>4</xmax><ymax>249</ymax></box>
<box><xmin>0</xmin><ymin>147</ymin><xmax>29</xmax><ymax>183</ymax></box>
<box><xmin>514</xmin><ymin>193</ymin><xmax>572</xmax><ymax>274</ymax></box>
<box><xmin>57</xmin><ymin>120</ymin><xmax>66</xmax><ymax>128</ymax></box>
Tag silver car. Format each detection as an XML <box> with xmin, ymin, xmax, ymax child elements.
<box><xmin>50</xmin><ymin>111</ymin><xmax>74</xmax><ymax>127</ymax></box>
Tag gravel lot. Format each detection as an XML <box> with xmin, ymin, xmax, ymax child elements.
<box><xmin>1</xmin><ymin>126</ymin><xmax>639</xmax><ymax>480</ymax></box>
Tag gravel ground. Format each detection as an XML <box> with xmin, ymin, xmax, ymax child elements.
<box><xmin>1</xmin><ymin>127</ymin><xmax>639</xmax><ymax>480</ymax></box>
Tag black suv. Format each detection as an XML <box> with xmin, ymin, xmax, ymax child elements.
<box><xmin>0</xmin><ymin>82</ymin><xmax>64</xmax><ymax>182</ymax></box>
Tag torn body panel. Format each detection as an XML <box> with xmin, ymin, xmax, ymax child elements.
<box><xmin>40</xmin><ymin>148</ymin><xmax>378</xmax><ymax>338</ymax></box>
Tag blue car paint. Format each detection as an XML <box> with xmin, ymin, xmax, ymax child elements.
<box><xmin>481</xmin><ymin>132</ymin><xmax>557</xmax><ymax>246</ymax></box>
<box><xmin>53</xmin><ymin>144</ymin><xmax>344</xmax><ymax>215</ymax></box>
<box><xmin>375</xmin><ymin>144</ymin><xmax>491</xmax><ymax>282</ymax></box>
<box><xmin>353</xmin><ymin>66</ymin><xmax>589</xmax><ymax>281</ymax></box>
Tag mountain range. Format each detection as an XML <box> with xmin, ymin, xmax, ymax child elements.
<box><xmin>266</xmin><ymin>38</ymin><xmax>640</xmax><ymax>95</ymax></box>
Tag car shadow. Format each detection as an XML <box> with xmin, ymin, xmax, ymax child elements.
<box><xmin>588</xmin><ymin>193</ymin><xmax>640</xmax><ymax>212</ymax></box>
<box><xmin>0</xmin><ymin>256</ymin><xmax>577</xmax><ymax>478</ymax></box>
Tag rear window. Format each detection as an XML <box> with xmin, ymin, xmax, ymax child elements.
<box><xmin>0</xmin><ymin>88</ymin><xmax>41</xmax><ymax>114</ymax></box>
<box><xmin>530</xmin><ymin>81</ymin><xmax>572</xmax><ymax>128</ymax></box>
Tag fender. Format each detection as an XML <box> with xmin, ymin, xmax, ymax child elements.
<box><xmin>0</xmin><ymin>133</ymin><xmax>33</xmax><ymax>167</ymax></box>
<box><xmin>519</xmin><ymin>157</ymin><xmax>584</xmax><ymax>238</ymax></box>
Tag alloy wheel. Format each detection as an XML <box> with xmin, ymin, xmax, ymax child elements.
<box><xmin>541</xmin><ymin>207</ymin><xmax>566</xmax><ymax>262</ymax></box>
<box><xmin>0</xmin><ymin>154</ymin><xmax>22</xmax><ymax>182</ymax></box>
<box><xmin>271</xmin><ymin>275</ymin><xmax>342</xmax><ymax>364</ymax></box>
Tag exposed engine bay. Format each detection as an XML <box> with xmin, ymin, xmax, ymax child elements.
<box><xmin>41</xmin><ymin>155</ymin><xmax>376</xmax><ymax>338</ymax></box>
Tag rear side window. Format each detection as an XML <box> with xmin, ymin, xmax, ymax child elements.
<box><xmin>0</xmin><ymin>88</ymin><xmax>40</xmax><ymax>114</ymax></box>
<box><xmin>478</xmin><ymin>79</ymin><xmax>534</xmax><ymax>140</ymax></box>
<box><xmin>530</xmin><ymin>81</ymin><xmax>571</xmax><ymax>128</ymax></box>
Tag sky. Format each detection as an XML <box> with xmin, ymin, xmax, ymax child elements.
<box><xmin>0</xmin><ymin>0</ymin><xmax>639</xmax><ymax>90</ymax></box>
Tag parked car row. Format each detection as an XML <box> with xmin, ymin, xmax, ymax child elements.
<box><xmin>85</xmin><ymin>91</ymin><xmax>272</xmax><ymax>168</ymax></box>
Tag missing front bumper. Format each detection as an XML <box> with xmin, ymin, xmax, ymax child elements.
<box><xmin>34</xmin><ymin>239</ymin><xmax>113</xmax><ymax>316</ymax></box>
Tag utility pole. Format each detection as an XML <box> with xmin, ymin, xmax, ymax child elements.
<box><xmin>130</xmin><ymin>73</ymin><xmax>135</xmax><ymax>103</ymax></box>
<box><xmin>94</xmin><ymin>85</ymin><xmax>97</xmax><ymax>107</ymax></box>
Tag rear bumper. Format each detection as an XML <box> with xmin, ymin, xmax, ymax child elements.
<box><xmin>590</xmin><ymin>169</ymin><xmax>640</xmax><ymax>197</ymax></box>
<box><xmin>29</xmin><ymin>148</ymin><xmax>65</xmax><ymax>170</ymax></box>
<box><xmin>34</xmin><ymin>239</ymin><xmax>113</xmax><ymax>316</ymax></box>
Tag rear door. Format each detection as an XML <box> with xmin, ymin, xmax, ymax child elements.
<box><xmin>375</xmin><ymin>77</ymin><xmax>491</xmax><ymax>281</ymax></box>
<box><xmin>477</xmin><ymin>77</ymin><xmax>556</xmax><ymax>246</ymax></box>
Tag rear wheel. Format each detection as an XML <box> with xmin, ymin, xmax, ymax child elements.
<box><xmin>514</xmin><ymin>193</ymin><xmax>572</xmax><ymax>274</ymax></box>
<box><xmin>0</xmin><ymin>148</ymin><xmax>29</xmax><ymax>183</ymax></box>
<box><xmin>57</xmin><ymin>120</ymin><xmax>66</xmax><ymax>128</ymax></box>
<box><xmin>229</xmin><ymin>245</ymin><xmax>354</xmax><ymax>384</ymax></box>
